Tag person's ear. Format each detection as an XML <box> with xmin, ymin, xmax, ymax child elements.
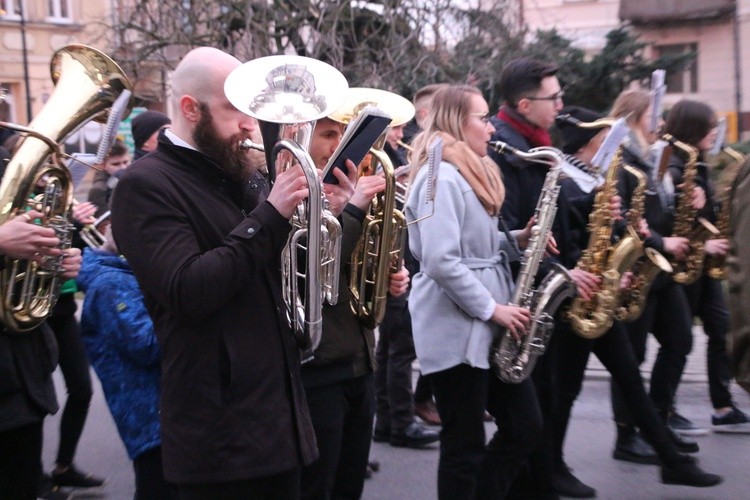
<box><xmin>516</xmin><ymin>98</ymin><xmax>530</xmax><ymax>115</ymax></box>
<box><xmin>180</xmin><ymin>96</ymin><xmax>201</xmax><ymax>122</ymax></box>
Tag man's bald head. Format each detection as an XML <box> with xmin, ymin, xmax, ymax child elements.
<box><xmin>171</xmin><ymin>47</ymin><xmax>240</xmax><ymax>107</ymax></box>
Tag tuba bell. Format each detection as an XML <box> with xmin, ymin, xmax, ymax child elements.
<box><xmin>0</xmin><ymin>44</ymin><xmax>132</xmax><ymax>332</ymax></box>
<box><xmin>328</xmin><ymin>88</ymin><xmax>415</xmax><ymax>328</ymax></box>
<box><xmin>225</xmin><ymin>55</ymin><xmax>349</xmax><ymax>356</ymax></box>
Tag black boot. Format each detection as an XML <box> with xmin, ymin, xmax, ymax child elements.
<box><xmin>661</xmin><ymin>455</ymin><xmax>722</xmax><ymax>487</ymax></box>
<box><xmin>552</xmin><ymin>463</ymin><xmax>597</xmax><ymax>498</ymax></box>
<box><xmin>613</xmin><ymin>424</ymin><xmax>660</xmax><ymax>465</ymax></box>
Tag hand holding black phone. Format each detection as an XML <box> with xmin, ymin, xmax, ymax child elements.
<box><xmin>321</xmin><ymin>107</ymin><xmax>392</xmax><ymax>184</ymax></box>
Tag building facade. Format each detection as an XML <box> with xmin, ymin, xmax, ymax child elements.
<box><xmin>521</xmin><ymin>0</ymin><xmax>750</xmax><ymax>140</ymax></box>
<box><xmin>0</xmin><ymin>0</ymin><xmax>113</xmax><ymax>125</ymax></box>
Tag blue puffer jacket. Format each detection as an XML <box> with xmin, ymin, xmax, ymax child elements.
<box><xmin>77</xmin><ymin>248</ymin><xmax>161</xmax><ymax>460</ymax></box>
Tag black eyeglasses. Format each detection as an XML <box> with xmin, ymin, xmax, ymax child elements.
<box><xmin>524</xmin><ymin>90</ymin><xmax>565</xmax><ymax>103</ymax></box>
<box><xmin>470</xmin><ymin>112</ymin><xmax>491</xmax><ymax>124</ymax></box>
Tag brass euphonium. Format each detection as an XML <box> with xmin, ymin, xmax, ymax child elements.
<box><xmin>0</xmin><ymin>44</ymin><xmax>132</xmax><ymax>332</ymax></box>
<box><xmin>660</xmin><ymin>134</ymin><xmax>720</xmax><ymax>285</ymax></box>
<box><xmin>328</xmin><ymin>88</ymin><xmax>415</xmax><ymax>328</ymax></box>
<box><xmin>705</xmin><ymin>146</ymin><xmax>744</xmax><ymax>280</ymax></box>
<box><xmin>614</xmin><ymin>166</ymin><xmax>673</xmax><ymax>322</ymax></box>
<box><xmin>225</xmin><ymin>55</ymin><xmax>349</xmax><ymax>356</ymax></box>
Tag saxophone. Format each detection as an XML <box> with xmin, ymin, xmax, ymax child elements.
<box><xmin>705</xmin><ymin>147</ymin><xmax>744</xmax><ymax>280</ymax></box>
<box><xmin>488</xmin><ymin>141</ymin><xmax>576</xmax><ymax>384</ymax></box>
<box><xmin>614</xmin><ymin>165</ymin><xmax>673</xmax><ymax>322</ymax></box>
<box><xmin>568</xmin><ymin>147</ymin><xmax>645</xmax><ymax>339</ymax></box>
<box><xmin>661</xmin><ymin>135</ymin><xmax>720</xmax><ymax>285</ymax></box>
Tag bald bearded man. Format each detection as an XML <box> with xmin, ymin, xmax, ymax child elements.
<box><xmin>111</xmin><ymin>47</ymin><xmax>325</xmax><ymax>498</ymax></box>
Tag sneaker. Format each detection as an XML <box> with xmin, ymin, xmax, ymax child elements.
<box><xmin>552</xmin><ymin>465</ymin><xmax>597</xmax><ymax>498</ymax></box>
<box><xmin>668</xmin><ymin>412</ymin><xmax>709</xmax><ymax>437</ymax></box>
<box><xmin>51</xmin><ymin>466</ymin><xmax>105</xmax><ymax>489</ymax></box>
<box><xmin>712</xmin><ymin>406</ymin><xmax>750</xmax><ymax>433</ymax></box>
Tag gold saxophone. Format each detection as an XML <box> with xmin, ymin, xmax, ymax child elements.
<box><xmin>705</xmin><ymin>147</ymin><xmax>744</xmax><ymax>280</ymax></box>
<box><xmin>328</xmin><ymin>88</ymin><xmax>415</xmax><ymax>328</ymax></box>
<box><xmin>661</xmin><ymin>135</ymin><xmax>720</xmax><ymax>285</ymax></box>
<box><xmin>568</xmin><ymin>146</ymin><xmax>645</xmax><ymax>339</ymax></box>
<box><xmin>614</xmin><ymin>166</ymin><xmax>673</xmax><ymax>322</ymax></box>
<box><xmin>0</xmin><ymin>45</ymin><xmax>132</xmax><ymax>332</ymax></box>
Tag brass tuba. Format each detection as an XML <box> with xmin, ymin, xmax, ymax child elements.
<box><xmin>328</xmin><ymin>88</ymin><xmax>415</xmax><ymax>328</ymax></box>
<box><xmin>659</xmin><ymin>134</ymin><xmax>720</xmax><ymax>284</ymax></box>
<box><xmin>0</xmin><ymin>45</ymin><xmax>132</xmax><ymax>332</ymax></box>
<box><xmin>225</xmin><ymin>55</ymin><xmax>349</xmax><ymax>356</ymax></box>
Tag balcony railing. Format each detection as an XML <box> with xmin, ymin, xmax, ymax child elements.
<box><xmin>620</xmin><ymin>0</ymin><xmax>735</xmax><ymax>24</ymax></box>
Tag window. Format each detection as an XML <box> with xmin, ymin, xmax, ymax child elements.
<box><xmin>1</xmin><ymin>0</ymin><xmax>25</xmax><ymax>19</ymax></box>
<box><xmin>658</xmin><ymin>43</ymin><xmax>698</xmax><ymax>94</ymax></box>
<box><xmin>47</xmin><ymin>0</ymin><xmax>72</xmax><ymax>22</ymax></box>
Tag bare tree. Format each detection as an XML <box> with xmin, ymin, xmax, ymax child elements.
<box><xmin>96</xmin><ymin>0</ymin><xmax>524</xmax><ymax>105</ymax></box>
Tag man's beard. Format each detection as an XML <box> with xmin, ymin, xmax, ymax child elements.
<box><xmin>192</xmin><ymin>103</ymin><xmax>251</xmax><ymax>182</ymax></box>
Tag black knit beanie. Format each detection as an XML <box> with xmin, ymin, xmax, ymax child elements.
<box><xmin>131</xmin><ymin>111</ymin><xmax>171</xmax><ymax>150</ymax></box>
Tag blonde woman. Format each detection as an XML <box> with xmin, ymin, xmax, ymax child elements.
<box><xmin>405</xmin><ymin>85</ymin><xmax>539</xmax><ymax>499</ymax></box>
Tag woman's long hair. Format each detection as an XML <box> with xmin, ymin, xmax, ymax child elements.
<box><xmin>664</xmin><ymin>99</ymin><xmax>716</xmax><ymax>148</ymax></box>
<box><xmin>408</xmin><ymin>85</ymin><xmax>482</xmax><ymax>184</ymax></box>
<box><xmin>610</xmin><ymin>89</ymin><xmax>652</xmax><ymax>154</ymax></box>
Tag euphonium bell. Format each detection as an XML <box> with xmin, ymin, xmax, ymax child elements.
<box><xmin>225</xmin><ymin>55</ymin><xmax>349</xmax><ymax>356</ymax></box>
<box><xmin>328</xmin><ymin>88</ymin><xmax>415</xmax><ymax>328</ymax></box>
<box><xmin>0</xmin><ymin>44</ymin><xmax>132</xmax><ymax>332</ymax></box>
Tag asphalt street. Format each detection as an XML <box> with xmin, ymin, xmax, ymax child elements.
<box><xmin>41</xmin><ymin>325</ymin><xmax>750</xmax><ymax>499</ymax></box>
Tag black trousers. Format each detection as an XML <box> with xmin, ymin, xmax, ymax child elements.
<box><xmin>684</xmin><ymin>275</ymin><xmax>734</xmax><ymax>409</ymax></box>
<box><xmin>0</xmin><ymin>421</ymin><xmax>43</xmax><ymax>500</ymax></box>
<box><xmin>506</xmin><ymin>330</ymin><xmax>559</xmax><ymax>499</ymax></box>
<box><xmin>48</xmin><ymin>293</ymin><xmax>93</xmax><ymax>467</ymax></box>
<box><xmin>176</xmin><ymin>467</ymin><xmax>300</xmax><ymax>500</ymax></box>
<box><xmin>612</xmin><ymin>280</ymin><xmax>693</xmax><ymax>422</ymax></box>
<box><xmin>428</xmin><ymin>364</ymin><xmax>542</xmax><ymax>500</ymax></box>
<box><xmin>300</xmin><ymin>373</ymin><xmax>375</xmax><ymax>500</ymax></box>
<box><xmin>134</xmin><ymin>446</ymin><xmax>176</xmax><ymax>500</ymax></box>
<box><xmin>374</xmin><ymin>298</ymin><xmax>417</xmax><ymax>432</ymax></box>
<box><xmin>553</xmin><ymin>320</ymin><xmax>680</xmax><ymax>466</ymax></box>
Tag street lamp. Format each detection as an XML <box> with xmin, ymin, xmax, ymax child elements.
<box><xmin>0</xmin><ymin>2</ymin><xmax>33</xmax><ymax>123</ymax></box>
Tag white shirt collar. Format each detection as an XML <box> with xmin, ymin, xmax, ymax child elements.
<box><xmin>164</xmin><ymin>129</ymin><xmax>196</xmax><ymax>151</ymax></box>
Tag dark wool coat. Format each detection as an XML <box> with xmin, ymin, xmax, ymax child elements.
<box><xmin>111</xmin><ymin>135</ymin><xmax>317</xmax><ymax>484</ymax></box>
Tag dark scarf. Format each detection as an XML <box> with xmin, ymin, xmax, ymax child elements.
<box><xmin>564</xmin><ymin>154</ymin><xmax>598</xmax><ymax>177</ymax></box>
<box><xmin>497</xmin><ymin>104</ymin><xmax>552</xmax><ymax>148</ymax></box>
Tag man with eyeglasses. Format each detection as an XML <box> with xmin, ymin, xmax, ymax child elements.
<box><xmin>488</xmin><ymin>57</ymin><xmax>564</xmax><ymax>232</ymax></box>
<box><xmin>487</xmin><ymin>57</ymin><xmax>586</xmax><ymax>499</ymax></box>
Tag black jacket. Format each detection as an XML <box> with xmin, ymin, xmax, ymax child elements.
<box><xmin>0</xmin><ymin>145</ymin><xmax>59</xmax><ymax>432</ymax></box>
<box><xmin>301</xmin><ymin>204</ymin><xmax>375</xmax><ymax>389</ymax></box>
<box><xmin>111</xmin><ymin>135</ymin><xmax>317</xmax><ymax>484</ymax></box>
<box><xmin>488</xmin><ymin>117</ymin><xmax>575</xmax><ymax>273</ymax></box>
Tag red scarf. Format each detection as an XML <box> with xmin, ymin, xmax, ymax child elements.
<box><xmin>497</xmin><ymin>105</ymin><xmax>552</xmax><ymax>148</ymax></box>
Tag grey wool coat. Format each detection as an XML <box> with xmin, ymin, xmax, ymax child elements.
<box><xmin>405</xmin><ymin>160</ymin><xmax>520</xmax><ymax>375</ymax></box>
